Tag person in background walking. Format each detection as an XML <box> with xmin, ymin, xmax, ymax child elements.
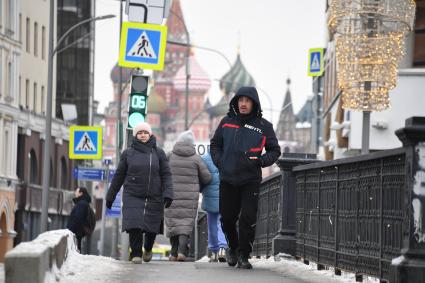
<box><xmin>165</xmin><ymin>130</ymin><xmax>212</xmax><ymax>262</ymax></box>
<box><xmin>210</xmin><ymin>86</ymin><xmax>281</xmax><ymax>269</ymax></box>
<box><xmin>67</xmin><ymin>187</ymin><xmax>92</xmax><ymax>252</ymax></box>
<box><xmin>106</xmin><ymin>122</ymin><xmax>173</xmax><ymax>264</ymax></box>
<box><xmin>201</xmin><ymin>153</ymin><xmax>228</xmax><ymax>262</ymax></box>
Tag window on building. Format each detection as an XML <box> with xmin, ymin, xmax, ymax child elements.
<box><xmin>5</xmin><ymin>0</ymin><xmax>14</xmax><ymax>33</ymax></box>
<box><xmin>414</xmin><ymin>5</ymin><xmax>425</xmax><ymax>66</ymax></box>
<box><xmin>25</xmin><ymin>79</ymin><xmax>29</xmax><ymax>108</ymax></box>
<box><xmin>33</xmin><ymin>82</ymin><xmax>37</xmax><ymax>112</ymax></box>
<box><xmin>7</xmin><ymin>62</ymin><xmax>12</xmax><ymax>98</ymax></box>
<box><xmin>60</xmin><ymin>157</ymin><xmax>67</xmax><ymax>189</ymax></box>
<box><xmin>3</xmin><ymin>130</ymin><xmax>9</xmax><ymax>175</ymax></box>
<box><xmin>34</xmin><ymin>22</ymin><xmax>38</xmax><ymax>57</ymax></box>
<box><xmin>42</xmin><ymin>26</ymin><xmax>46</xmax><ymax>60</ymax></box>
<box><xmin>41</xmin><ymin>86</ymin><xmax>45</xmax><ymax>114</ymax></box>
<box><xmin>26</xmin><ymin>18</ymin><xmax>30</xmax><ymax>53</ymax></box>
<box><xmin>18</xmin><ymin>76</ymin><xmax>21</xmax><ymax>105</ymax></box>
<box><xmin>29</xmin><ymin>149</ymin><xmax>38</xmax><ymax>184</ymax></box>
<box><xmin>19</xmin><ymin>14</ymin><xmax>22</xmax><ymax>41</ymax></box>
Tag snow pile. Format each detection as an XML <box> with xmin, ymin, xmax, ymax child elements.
<box><xmin>197</xmin><ymin>255</ymin><xmax>210</xmax><ymax>263</ymax></box>
<box><xmin>55</xmin><ymin>231</ymin><xmax>129</xmax><ymax>283</ymax></box>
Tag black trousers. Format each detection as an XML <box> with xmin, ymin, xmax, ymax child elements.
<box><xmin>128</xmin><ymin>229</ymin><xmax>157</xmax><ymax>257</ymax></box>
<box><xmin>170</xmin><ymin>234</ymin><xmax>189</xmax><ymax>257</ymax></box>
<box><xmin>219</xmin><ymin>181</ymin><xmax>260</xmax><ymax>257</ymax></box>
<box><xmin>76</xmin><ymin>235</ymin><xmax>82</xmax><ymax>252</ymax></box>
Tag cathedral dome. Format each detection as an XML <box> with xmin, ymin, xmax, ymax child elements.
<box><xmin>147</xmin><ymin>88</ymin><xmax>167</xmax><ymax>114</ymax></box>
<box><xmin>173</xmin><ymin>55</ymin><xmax>211</xmax><ymax>93</ymax></box>
<box><xmin>207</xmin><ymin>95</ymin><xmax>231</xmax><ymax>118</ymax></box>
<box><xmin>219</xmin><ymin>54</ymin><xmax>255</xmax><ymax>96</ymax></box>
<box><xmin>110</xmin><ymin>63</ymin><xmax>132</xmax><ymax>84</ymax></box>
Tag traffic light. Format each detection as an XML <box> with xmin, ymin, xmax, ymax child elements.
<box><xmin>128</xmin><ymin>74</ymin><xmax>149</xmax><ymax>128</ymax></box>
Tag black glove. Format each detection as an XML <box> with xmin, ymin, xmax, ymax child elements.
<box><xmin>164</xmin><ymin>198</ymin><xmax>173</xmax><ymax>208</ymax></box>
<box><xmin>106</xmin><ymin>200</ymin><xmax>113</xmax><ymax>209</ymax></box>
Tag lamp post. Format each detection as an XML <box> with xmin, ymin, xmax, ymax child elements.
<box><xmin>40</xmin><ymin>1</ymin><xmax>115</xmax><ymax>232</ymax></box>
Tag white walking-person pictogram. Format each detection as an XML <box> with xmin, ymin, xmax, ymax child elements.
<box><xmin>76</xmin><ymin>133</ymin><xmax>97</xmax><ymax>152</ymax></box>
<box><xmin>128</xmin><ymin>31</ymin><xmax>157</xmax><ymax>59</ymax></box>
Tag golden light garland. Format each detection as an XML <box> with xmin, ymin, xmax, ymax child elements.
<box><xmin>328</xmin><ymin>0</ymin><xmax>416</xmax><ymax>111</ymax></box>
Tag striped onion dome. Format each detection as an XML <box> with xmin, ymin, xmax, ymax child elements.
<box><xmin>173</xmin><ymin>55</ymin><xmax>211</xmax><ymax>93</ymax></box>
<box><xmin>147</xmin><ymin>88</ymin><xmax>167</xmax><ymax>114</ymax></box>
<box><xmin>219</xmin><ymin>54</ymin><xmax>255</xmax><ymax>96</ymax></box>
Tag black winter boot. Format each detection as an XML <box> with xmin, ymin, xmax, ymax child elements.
<box><xmin>226</xmin><ymin>248</ymin><xmax>238</xmax><ymax>267</ymax></box>
<box><xmin>237</xmin><ymin>254</ymin><xmax>252</xmax><ymax>269</ymax></box>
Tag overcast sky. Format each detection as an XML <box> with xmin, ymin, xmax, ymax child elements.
<box><xmin>94</xmin><ymin>0</ymin><xmax>327</xmax><ymax>124</ymax></box>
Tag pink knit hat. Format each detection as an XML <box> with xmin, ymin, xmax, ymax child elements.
<box><xmin>132</xmin><ymin>122</ymin><xmax>152</xmax><ymax>137</ymax></box>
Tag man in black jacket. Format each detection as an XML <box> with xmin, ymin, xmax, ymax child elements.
<box><xmin>210</xmin><ymin>86</ymin><xmax>281</xmax><ymax>269</ymax></box>
<box><xmin>67</xmin><ymin>187</ymin><xmax>92</xmax><ymax>252</ymax></box>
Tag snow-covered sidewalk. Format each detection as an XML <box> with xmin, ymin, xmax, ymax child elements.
<box><xmin>197</xmin><ymin>254</ymin><xmax>380</xmax><ymax>283</ymax></box>
<box><xmin>57</xmin><ymin>251</ymin><xmax>382</xmax><ymax>283</ymax></box>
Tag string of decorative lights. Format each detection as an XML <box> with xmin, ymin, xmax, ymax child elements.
<box><xmin>327</xmin><ymin>0</ymin><xmax>416</xmax><ymax>111</ymax></box>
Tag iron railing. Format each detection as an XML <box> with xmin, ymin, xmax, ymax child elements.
<box><xmin>293</xmin><ymin>148</ymin><xmax>406</xmax><ymax>281</ymax></box>
<box><xmin>253</xmin><ymin>172</ymin><xmax>282</xmax><ymax>257</ymax></box>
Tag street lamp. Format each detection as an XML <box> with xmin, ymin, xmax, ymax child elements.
<box><xmin>40</xmin><ymin>1</ymin><xmax>115</xmax><ymax>232</ymax></box>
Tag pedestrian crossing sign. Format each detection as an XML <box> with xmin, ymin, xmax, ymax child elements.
<box><xmin>119</xmin><ymin>22</ymin><xmax>168</xmax><ymax>70</ymax></box>
<box><xmin>69</xmin><ymin>126</ymin><xmax>103</xmax><ymax>160</ymax></box>
<box><xmin>308</xmin><ymin>48</ymin><xmax>324</xmax><ymax>77</ymax></box>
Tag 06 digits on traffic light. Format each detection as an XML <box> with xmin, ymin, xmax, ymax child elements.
<box><xmin>128</xmin><ymin>74</ymin><xmax>149</xmax><ymax>128</ymax></box>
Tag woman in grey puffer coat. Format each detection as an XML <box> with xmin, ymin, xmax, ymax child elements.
<box><xmin>106</xmin><ymin>122</ymin><xmax>173</xmax><ymax>264</ymax></box>
<box><xmin>165</xmin><ymin>130</ymin><xmax>212</xmax><ymax>261</ymax></box>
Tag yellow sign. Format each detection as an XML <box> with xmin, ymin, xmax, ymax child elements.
<box><xmin>308</xmin><ymin>48</ymin><xmax>324</xmax><ymax>77</ymax></box>
<box><xmin>69</xmin><ymin>126</ymin><xmax>102</xmax><ymax>160</ymax></box>
<box><xmin>119</xmin><ymin>22</ymin><xmax>168</xmax><ymax>70</ymax></box>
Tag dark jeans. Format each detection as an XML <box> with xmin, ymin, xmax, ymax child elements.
<box><xmin>76</xmin><ymin>235</ymin><xmax>82</xmax><ymax>252</ymax></box>
<box><xmin>128</xmin><ymin>229</ymin><xmax>157</xmax><ymax>258</ymax></box>
<box><xmin>219</xmin><ymin>181</ymin><xmax>260</xmax><ymax>257</ymax></box>
<box><xmin>169</xmin><ymin>235</ymin><xmax>189</xmax><ymax>256</ymax></box>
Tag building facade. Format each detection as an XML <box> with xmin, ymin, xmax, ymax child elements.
<box><xmin>56</xmin><ymin>0</ymin><xmax>95</xmax><ymax>126</ymax></box>
<box><xmin>0</xmin><ymin>0</ymin><xmax>21</xmax><ymax>262</ymax></box>
<box><xmin>14</xmin><ymin>0</ymin><xmax>74</xmax><ymax>247</ymax></box>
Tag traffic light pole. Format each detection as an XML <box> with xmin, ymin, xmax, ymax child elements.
<box><xmin>116</xmin><ymin>0</ymin><xmax>130</xmax><ymax>262</ymax></box>
<box><xmin>112</xmin><ymin>0</ymin><xmax>124</xmax><ymax>260</ymax></box>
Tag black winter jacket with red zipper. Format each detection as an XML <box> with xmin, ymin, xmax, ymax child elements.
<box><xmin>210</xmin><ymin>87</ymin><xmax>281</xmax><ymax>185</ymax></box>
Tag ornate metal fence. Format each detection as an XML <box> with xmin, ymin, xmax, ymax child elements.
<box><xmin>254</xmin><ymin>117</ymin><xmax>425</xmax><ymax>282</ymax></box>
<box><xmin>252</xmin><ymin>172</ymin><xmax>282</xmax><ymax>257</ymax></box>
<box><xmin>294</xmin><ymin>148</ymin><xmax>406</xmax><ymax>281</ymax></box>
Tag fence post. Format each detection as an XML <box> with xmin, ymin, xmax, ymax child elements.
<box><xmin>273</xmin><ymin>152</ymin><xmax>317</xmax><ymax>256</ymax></box>
<box><xmin>392</xmin><ymin>116</ymin><xmax>425</xmax><ymax>283</ymax></box>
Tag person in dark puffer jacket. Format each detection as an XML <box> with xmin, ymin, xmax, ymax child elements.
<box><xmin>106</xmin><ymin>122</ymin><xmax>173</xmax><ymax>264</ymax></box>
<box><xmin>67</xmin><ymin>187</ymin><xmax>91</xmax><ymax>252</ymax></box>
<box><xmin>210</xmin><ymin>86</ymin><xmax>281</xmax><ymax>269</ymax></box>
